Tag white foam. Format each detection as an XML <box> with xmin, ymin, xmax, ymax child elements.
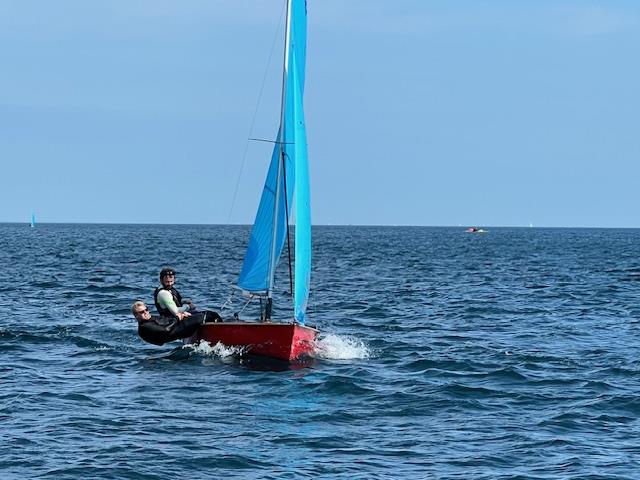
<box><xmin>182</xmin><ymin>340</ymin><xmax>247</xmax><ymax>358</ymax></box>
<box><xmin>314</xmin><ymin>333</ymin><xmax>372</xmax><ymax>360</ymax></box>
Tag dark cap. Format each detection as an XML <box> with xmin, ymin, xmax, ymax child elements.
<box><xmin>159</xmin><ymin>267</ymin><xmax>176</xmax><ymax>279</ymax></box>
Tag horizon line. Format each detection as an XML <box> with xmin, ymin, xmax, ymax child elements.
<box><xmin>1</xmin><ymin>221</ymin><xmax>638</xmax><ymax>230</ymax></box>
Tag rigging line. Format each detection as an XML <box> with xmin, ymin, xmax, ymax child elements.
<box><xmin>281</xmin><ymin>151</ymin><xmax>294</xmax><ymax>298</ymax></box>
<box><xmin>249</xmin><ymin>138</ymin><xmax>294</xmax><ymax>144</ymax></box>
<box><xmin>219</xmin><ymin>288</ymin><xmax>236</xmax><ymax>311</ymax></box>
<box><xmin>226</xmin><ymin>0</ymin><xmax>288</xmax><ymax>224</ymax></box>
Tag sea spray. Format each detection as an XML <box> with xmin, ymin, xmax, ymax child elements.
<box><xmin>314</xmin><ymin>333</ymin><xmax>372</xmax><ymax>360</ymax></box>
<box><xmin>183</xmin><ymin>339</ymin><xmax>247</xmax><ymax>358</ymax></box>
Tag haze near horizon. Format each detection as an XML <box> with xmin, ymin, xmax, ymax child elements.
<box><xmin>1</xmin><ymin>1</ymin><xmax>638</xmax><ymax>228</ymax></box>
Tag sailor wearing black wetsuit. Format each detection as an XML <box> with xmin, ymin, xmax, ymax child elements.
<box><xmin>131</xmin><ymin>301</ymin><xmax>221</xmax><ymax>346</ymax></box>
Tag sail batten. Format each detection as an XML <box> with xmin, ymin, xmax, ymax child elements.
<box><xmin>237</xmin><ymin>0</ymin><xmax>310</xmax><ymax>323</ymax></box>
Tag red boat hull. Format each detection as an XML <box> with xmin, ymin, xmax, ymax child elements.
<box><xmin>189</xmin><ymin>322</ymin><xmax>318</xmax><ymax>361</ymax></box>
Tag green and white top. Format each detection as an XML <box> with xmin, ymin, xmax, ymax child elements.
<box><xmin>156</xmin><ymin>289</ymin><xmax>190</xmax><ymax>317</ymax></box>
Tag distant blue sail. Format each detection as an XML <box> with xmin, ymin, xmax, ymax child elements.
<box><xmin>238</xmin><ymin>0</ymin><xmax>308</xmax><ymax>301</ymax></box>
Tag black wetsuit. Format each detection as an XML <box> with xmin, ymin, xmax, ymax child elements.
<box><xmin>137</xmin><ymin>311</ymin><xmax>222</xmax><ymax>346</ymax></box>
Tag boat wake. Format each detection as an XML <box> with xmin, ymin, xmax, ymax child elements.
<box><xmin>314</xmin><ymin>334</ymin><xmax>371</xmax><ymax>360</ymax></box>
<box><xmin>180</xmin><ymin>335</ymin><xmax>371</xmax><ymax>362</ymax></box>
<box><xmin>182</xmin><ymin>340</ymin><xmax>248</xmax><ymax>358</ymax></box>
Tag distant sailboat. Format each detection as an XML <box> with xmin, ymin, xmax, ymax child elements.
<box><xmin>30</xmin><ymin>213</ymin><xmax>35</xmax><ymax>228</ymax></box>
<box><xmin>189</xmin><ymin>0</ymin><xmax>317</xmax><ymax>361</ymax></box>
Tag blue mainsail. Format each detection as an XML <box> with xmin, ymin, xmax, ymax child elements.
<box><xmin>237</xmin><ymin>0</ymin><xmax>311</xmax><ymax>324</ymax></box>
<box><xmin>291</xmin><ymin>54</ymin><xmax>310</xmax><ymax>323</ymax></box>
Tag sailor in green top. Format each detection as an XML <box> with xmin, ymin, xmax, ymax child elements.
<box><xmin>153</xmin><ymin>267</ymin><xmax>194</xmax><ymax>320</ymax></box>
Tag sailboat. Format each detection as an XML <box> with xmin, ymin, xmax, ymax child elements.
<box><xmin>188</xmin><ymin>0</ymin><xmax>317</xmax><ymax>361</ymax></box>
<box><xmin>30</xmin><ymin>213</ymin><xmax>35</xmax><ymax>228</ymax></box>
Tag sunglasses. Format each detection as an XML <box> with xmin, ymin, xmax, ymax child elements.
<box><xmin>136</xmin><ymin>308</ymin><xmax>149</xmax><ymax>315</ymax></box>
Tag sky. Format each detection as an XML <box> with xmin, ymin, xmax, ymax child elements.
<box><xmin>0</xmin><ymin>0</ymin><xmax>638</xmax><ymax>227</ymax></box>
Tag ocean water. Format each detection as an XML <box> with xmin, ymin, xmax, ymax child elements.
<box><xmin>2</xmin><ymin>224</ymin><xmax>640</xmax><ymax>479</ymax></box>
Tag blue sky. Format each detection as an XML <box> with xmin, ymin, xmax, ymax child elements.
<box><xmin>1</xmin><ymin>0</ymin><xmax>638</xmax><ymax>227</ymax></box>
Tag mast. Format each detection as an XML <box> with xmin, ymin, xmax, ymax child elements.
<box><xmin>265</xmin><ymin>0</ymin><xmax>293</xmax><ymax>320</ymax></box>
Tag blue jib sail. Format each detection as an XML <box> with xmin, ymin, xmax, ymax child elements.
<box><xmin>238</xmin><ymin>0</ymin><xmax>310</xmax><ymax>324</ymax></box>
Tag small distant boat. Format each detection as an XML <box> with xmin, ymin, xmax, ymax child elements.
<box><xmin>30</xmin><ymin>213</ymin><xmax>35</xmax><ymax>228</ymax></box>
<box><xmin>466</xmin><ymin>227</ymin><xmax>486</xmax><ymax>233</ymax></box>
<box><xmin>188</xmin><ymin>0</ymin><xmax>317</xmax><ymax>362</ymax></box>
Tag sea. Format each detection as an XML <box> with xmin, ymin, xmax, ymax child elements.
<box><xmin>2</xmin><ymin>223</ymin><xmax>640</xmax><ymax>479</ymax></box>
